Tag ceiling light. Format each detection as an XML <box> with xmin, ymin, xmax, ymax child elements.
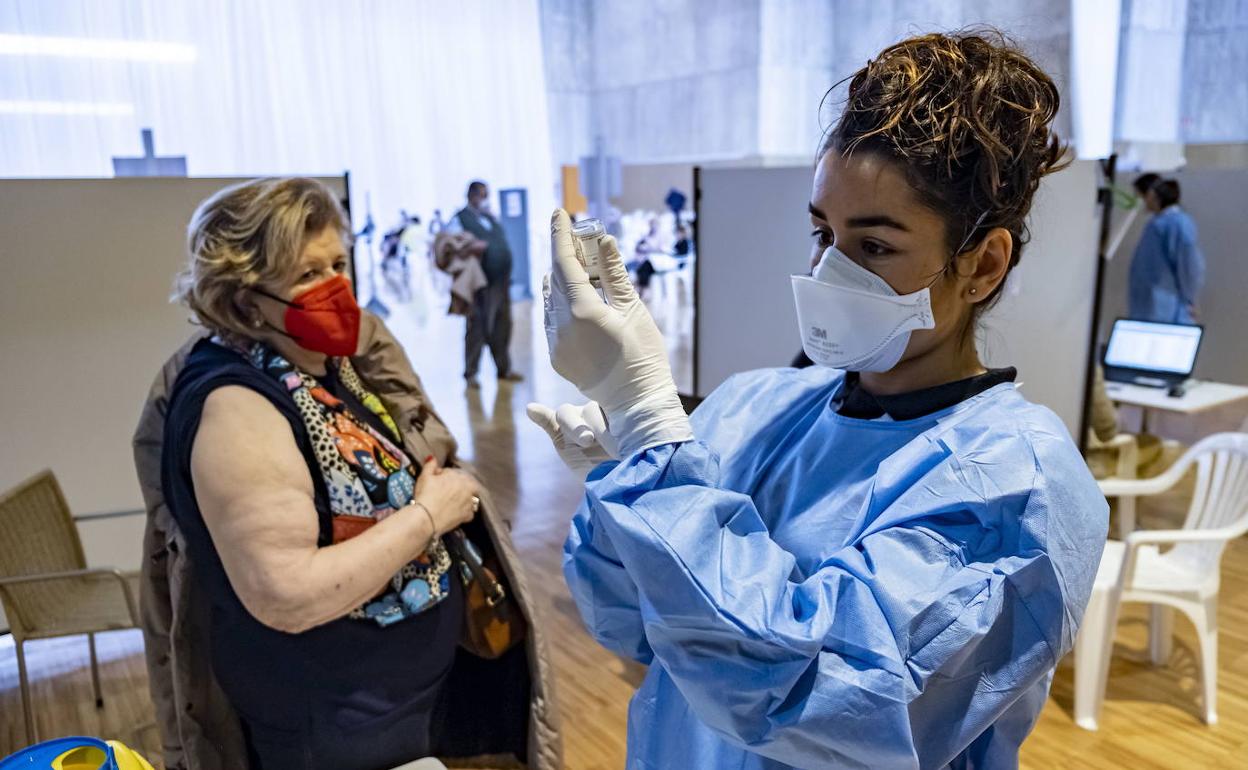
<box><xmin>0</xmin><ymin>100</ymin><xmax>135</xmax><ymax>116</ymax></box>
<box><xmin>0</xmin><ymin>34</ymin><xmax>196</xmax><ymax>63</ymax></box>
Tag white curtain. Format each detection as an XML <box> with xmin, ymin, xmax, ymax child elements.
<box><xmin>0</xmin><ymin>0</ymin><xmax>556</xmax><ymax>298</ymax></box>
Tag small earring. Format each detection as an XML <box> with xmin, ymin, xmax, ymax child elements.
<box><xmin>969</xmin><ymin>288</ymin><xmax>978</xmax><ymax>296</ymax></box>
<box><xmin>251</xmin><ymin>316</ymin><xmax>264</xmax><ymax>328</ymax></box>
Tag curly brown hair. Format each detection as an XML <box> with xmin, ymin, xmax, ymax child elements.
<box><xmin>824</xmin><ymin>29</ymin><xmax>1069</xmax><ymax>307</ymax></box>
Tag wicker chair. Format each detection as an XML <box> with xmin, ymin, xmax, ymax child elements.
<box><xmin>0</xmin><ymin>470</ymin><xmax>140</xmax><ymax>743</ymax></box>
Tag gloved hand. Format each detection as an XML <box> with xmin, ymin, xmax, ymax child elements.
<box><xmin>526</xmin><ymin>401</ymin><xmax>620</xmax><ymax>476</ymax></box>
<box><xmin>544</xmin><ymin>209</ymin><xmax>693</xmax><ymax>456</ymax></box>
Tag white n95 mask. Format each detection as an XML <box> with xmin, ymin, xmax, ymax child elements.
<box><xmin>791</xmin><ymin>246</ymin><xmax>935</xmax><ymax>372</ymax></box>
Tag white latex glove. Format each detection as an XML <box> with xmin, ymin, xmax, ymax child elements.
<box><xmin>543</xmin><ymin>209</ymin><xmax>693</xmax><ymax>456</ymax></box>
<box><xmin>526</xmin><ymin>401</ymin><xmax>620</xmax><ymax>476</ymax></box>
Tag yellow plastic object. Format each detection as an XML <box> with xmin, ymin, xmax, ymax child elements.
<box><xmin>48</xmin><ymin>740</ymin><xmax>154</xmax><ymax>770</ymax></box>
<box><xmin>51</xmin><ymin>746</ymin><xmax>107</xmax><ymax>770</ymax></box>
<box><xmin>106</xmin><ymin>743</ymin><xmax>155</xmax><ymax>770</ymax></box>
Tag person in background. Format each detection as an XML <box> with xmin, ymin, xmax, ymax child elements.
<box><xmin>1085</xmin><ymin>364</ymin><xmax>1164</xmax><ymax>479</ymax></box>
<box><xmin>632</xmin><ymin>217</ymin><xmax>660</xmax><ymax>297</ymax></box>
<box><xmin>1128</xmin><ymin>176</ymin><xmax>1206</xmax><ymax>324</ymax></box>
<box><xmin>429</xmin><ymin>208</ymin><xmax>447</xmax><ymax>237</ymax></box>
<box><xmin>447</xmin><ymin>180</ymin><xmax>524</xmax><ymax>388</ymax></box>
<box><xmin>1131</xmin><ymin>173</ymin><xmax>1159</xmax><ymax>204</ymax></box>
<box><xmin>672</xmin><ymin>224</ymin><xmax>691</xmax><ymax>259</ymax></box>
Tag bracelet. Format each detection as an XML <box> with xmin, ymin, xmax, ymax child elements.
<box><xmin>411</xmin><ymin>501</ymin><xmax>438</xmax><ymax>552</ymax></box>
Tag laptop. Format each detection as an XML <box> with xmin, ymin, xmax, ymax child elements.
<box><xmin>1103</xmin><ymin>318</ymin><xmax>1204</xmax><ymax>387</ymax></box>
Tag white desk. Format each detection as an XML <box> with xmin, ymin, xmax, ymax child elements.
<box><xmin>1105</xmin><ymin>380</ymin><xmax>1248</xmax><ymax>432</ymax></box>
<box><xmin>1105</xmin><ymin>380</ymin><xmax>1248</xmax><ymax>414</ymax></box>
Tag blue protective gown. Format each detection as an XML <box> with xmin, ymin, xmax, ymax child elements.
<box><xmin>1128</xmin><ymin>206</ymin><xmax>1205</xmax><ymax>324</ymax></box>
<box><xmin>564</xmin><ymin>367</ymin><xmax>1108</xmax><ymax>769</ymax></box>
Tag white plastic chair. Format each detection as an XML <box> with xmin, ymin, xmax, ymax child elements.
<box><xmin>387</xmin><ymin>760</ymin><xmax>448</xmax><ymax>770</ymax></box>
<box><xmin>1074</xmin><ymin>433</ymin><xmax>1248</xmax><ymax>730</ymax></box>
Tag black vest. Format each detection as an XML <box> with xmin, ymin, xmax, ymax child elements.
<box><xmin>160</xmin><ymin>341</ymin><xmax>464</xmax><ymax>743</ymax></box>
<box><xmin>456</xmin><ymin>207</ymin><xmax>512</xmax><ymax>284</ymax></box>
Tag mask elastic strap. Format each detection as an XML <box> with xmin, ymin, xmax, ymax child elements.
<box><xmin>926</xmin><ymin>210</ymin><xmax>992</xmax><ymax>286</ymax></box>
<box><xmin>953</xmin><ymin>210</ymin><xmax>991</xmax><ymax>256</ymax></box>
<box><xmin>260</xmin><ymin>319</ymin><xmax>299</xmax><ymax>342</ymax></box>
<box><xmin>247</xmin><ymin>287</ymin><xmax>306</xmax><ymax>343</ymax></box>
<box><xmin>251</xmin><ymin>286</ymin><xmax>305</xmax><ymax>311</ymax></box>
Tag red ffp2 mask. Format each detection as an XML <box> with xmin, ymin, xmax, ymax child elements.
<box><xmin>257</xmin><ymin>275</ymin><xmax>361</xmax><ymax>356</ymax></box>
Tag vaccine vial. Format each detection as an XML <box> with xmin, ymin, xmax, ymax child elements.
<box><xmin>571</xmin><ymin>218</ymin><xmax>606</xmax><ymax>285</ymax></box>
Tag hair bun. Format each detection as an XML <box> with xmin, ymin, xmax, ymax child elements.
<box><xmin>827</xmin><ymin>28</ymin><xmax>1070</xmax><ymax>273</ymax></box>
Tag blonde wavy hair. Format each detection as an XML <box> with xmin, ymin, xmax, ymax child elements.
<box><xmin>174</xmin><ymin>177</ymin><xmax>350</xmax><ymax>337</ymax></box>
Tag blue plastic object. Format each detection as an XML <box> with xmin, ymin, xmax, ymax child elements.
<box><xmin>0</xmin><ymin>737</ymin><xmax>116</xmax><ymax>770</ymax></box>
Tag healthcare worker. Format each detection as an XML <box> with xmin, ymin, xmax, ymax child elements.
<box><xmin>530</xmin><ymin>31</ymin><xmax>1108</xmax><ymax>770</ymax></box>
<box><xmin>1127</xmin><ymin>177</ymin><xmax>1206</xmax><ymax>324</ymax></box>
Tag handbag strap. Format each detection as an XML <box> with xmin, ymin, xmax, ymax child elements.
<box><xmin>446</xmin><ymin>530</ymin><xmax>507</xmax><ymax>608</ymax></box>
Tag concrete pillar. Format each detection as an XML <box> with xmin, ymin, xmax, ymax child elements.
<box><xmin>1117</xmin><ymin>0</ymin><xmax>1188</xmax><ymax>144</ymax></box>
<box><xmin>540</xmin><ymin>0</ymin><xmax>1078</xmax><ymax>164</ymax></box>
<box><xmin>758</xmin><ymin>0</ymin><xmax>836</xmax><ymax>159</ymax></box>
<box><xmin>589</xmin><ymin>0</ymin><xmax>762</xmax><ymax>163</ymax></box>
<box><xmin>1182</xmin><ymin>0</ymin><xmax>1248</xmax><ymax>142</ymax></box>
<box><xmin>540</xmin><ymin>0</ymin><xmax>594</xmax><ymax>168</ymax></box>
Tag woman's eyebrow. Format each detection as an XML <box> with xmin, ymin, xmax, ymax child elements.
<box><xmin>847</xmin><ymin>215</ymin><xmax>909</xmax><ymax>232</ymax></box>
<box><xmin>809</xmin><ymin>203</ymin><xmax>909</xmax><ymax>233</ymax></box>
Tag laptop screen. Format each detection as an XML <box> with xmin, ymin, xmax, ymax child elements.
<box><xmin>1104</xmin><ymin>319</ymin><xmax>1203</xmax><ymax>376</ymax></box>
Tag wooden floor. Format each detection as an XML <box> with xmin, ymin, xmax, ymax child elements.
<box><xmin>3</xmin><ymin>300</ymin><xmax>1247</xmax><ymax>768</ymax></box>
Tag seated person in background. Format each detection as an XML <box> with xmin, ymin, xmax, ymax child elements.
<box><xmin>1085</xmin><ymin>364</ymin><xmax>1163</xmax><ymax>479</ymax></box>
<box><xmin>142</xmin><ymin>177</ymin><xmax>559</xmax><ymax>770</ymax></box>
<box><xmin>632</xmin><ymin>217</ymin><xmax>660</xmax><ymax>295</ymax></box>
<box><xmin>673</xmin><ymin>224</ymin><xmax>691</xmax><ymax>258</ymax></box>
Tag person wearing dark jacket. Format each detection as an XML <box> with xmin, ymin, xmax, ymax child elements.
<box><xmin>448</xmin><ymin>181</ymin><xmax>524</xmax><ymax>388</ymax></box>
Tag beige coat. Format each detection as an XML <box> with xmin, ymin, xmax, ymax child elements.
<box><xmin>132</xmin><ymin>315</ymin><xmax>562</xmax><ymax>770</ymax></box>
<box><xmin>433</xmin><ymin>230</ymin><xmax>489</xmax><ymax>317</ymax></box>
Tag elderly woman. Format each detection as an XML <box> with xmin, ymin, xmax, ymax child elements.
<box><xmin>150</xmin><ymin>177</ymin><xmax>558</xmax><ymax>770</ymax></box>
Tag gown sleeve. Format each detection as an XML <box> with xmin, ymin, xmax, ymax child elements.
<box><xmin>565</xmin><ymin>422</ymin><xmax>1106</xmax><ymax>768</ymax></box>
<box><xmin>1169</xmin><ymin>216</ymin><xmax>1206</xmax><ymax>310</ymax></box>
<box><xmin>563</xmin><ymin>462</ymin><xmax>653</xmax><ymax>663</ymax></box>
